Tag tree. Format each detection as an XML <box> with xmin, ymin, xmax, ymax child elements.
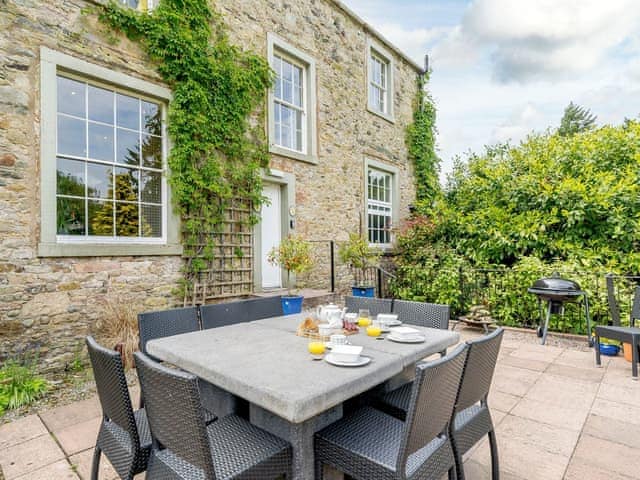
<box><xmin>558</xmin><ymin>102</ymin><xmax>597</xmax><ymax>136</ymax></box>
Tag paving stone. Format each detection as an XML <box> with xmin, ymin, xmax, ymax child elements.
<box><xmin>0</xmin><ymin>434</ymin><xmax>65</xmax><ymax>479</ymax></box>
<box><xmin>39</xmin><ymin>397</ymin><xmax>101</xmax><ymax>433</ymax></box>
<box><xmin>0</xmin><ymin>415</ymin><xmax>48</xmax><ymax>450</ymax></box>
<box><xmin>13</xmin><ymin>460</ymin><xmax>78</xmax><ymax>480</ymax></box>
<box><xmin>492</xmin><ymin>365</ymin><xmax>541</xmax><ymax>397</ymax></box>
<box><xmin>488</xmin><ymin>390</ymin><xmax>521</xmax><ymax>413</ymax></box>
<box><xmin>572</xmin><ymin>434</ymin><xmax>640</xmax><ymax>479</ymax></box>
<box><xmin>508</xmin><ymin>344</ymin><xmax>562</xmax><ymax>363</ymax></box>
<box><xmin>583</xmin><ymin>413</ymin><xmax>640</xmax><ymax>449</ymax></box>
<box><xmin>597</xmin><ymin>381</ymin><xmax>640</xmax><ymax>407</ymax></box>
<box><xmin>69</xmin><ymin>448</ymin><xmax>117</xmax><ymax>480</ymax></box>
<box><xmin>544</xmin><ymin>362</ymin><xmax>604</xmax><ymax>383</ymax></box>
<box><xmin>499</xmin><ymin>354</ymin><xmax>550</xmax><ymax>372</ymax></box>
<box><xmin>462</xmin><ymin>458</ymin><xmax>525</xmax><ymax>480</ymax></box>
<box><xmin>564</xmin><ymin>458</ymin><xmax>637</xmax><ymax>480</ymax></box>
<box><xmin>525</xmin><ymin>373</ymin><xmax>598</xmax><ymax>410</ymax></box>
<box><xmin>602</xmin><ymin>361</ymin><xmax>639</xmax><ymax>386</ymax></box>
<box><xmin>55</xmin><ymin>417</ymin><xmax>101</xmax><ymax>456</ymax></box>
<box><xmin>589</xmin><ymin>398</ymin><xmax>640</xmax><ymax>426</ymax></box>
<box><xmin>511</xmin><ymin>397</ymin><xmax>588</xmax><ymax>431</ymax></box>
<box><xmin>469</xmin><ymin>414</ymin><xmax>575</xmax><ymax>480</ymax></box>
<box><xmin>554</xmin><ymin>348</ymin><xmax>605</xmax><ymax>369</ymax></box>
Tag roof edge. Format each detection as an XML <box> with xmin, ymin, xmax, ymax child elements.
<box><xmin>329</xmin><ymin>0</ymin><xmax>425</xmax><ymax>73</ymax></box>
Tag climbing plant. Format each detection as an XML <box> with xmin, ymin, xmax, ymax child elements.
<box><xmin>406</xmin><ymin>73</ymin><xmax>440</xmax><ymax>207</ymax></box>
<box><xmin>95</xmin><ymin>0</ymin><xmax>273</xmax><ymax>295</ymax></box>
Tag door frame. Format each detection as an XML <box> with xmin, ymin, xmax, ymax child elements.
<box><xmin>254</xmin><ymin>168</ymin><xmax>296</xmax><ymax>293</ymax></box>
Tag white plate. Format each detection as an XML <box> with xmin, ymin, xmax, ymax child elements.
<box><xmin>387</xmin><ymin>319</ymin><xmax>402</xmax><ymax>327</ymax></box>
<box><xmin>387</xmin><ymin>334</ymin><xmax>426</xmax><ymax>344</ymax></box>
<box><xmin>324</xmin><ymin>354</ymin><xmax>371</xmax><ymax>367</ymax></box>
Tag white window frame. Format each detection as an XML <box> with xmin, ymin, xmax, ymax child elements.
<box><xmin>367</xmin><ymin>38</ymin><xmax>395</xmax><ymax>123</ymax></box>
<box><xmin>39</xmin><ymin>47</ymin><xmax>182</xmax><ymax>257</ymax></box>
<box><xmin>120</xmin><ymin>0</ymin><xmax>156</xmax><ymax>11</ymax></box>
<box><xmin>364</xmin><ymin>158</ymin><xmax>399</xmax><ymax>249</ymax></box>
<box><xmin>267</xmin><ymin>33</ymin><xmax>318</xmax><ymax>164</ymax></box>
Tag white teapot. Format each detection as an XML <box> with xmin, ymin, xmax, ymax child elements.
<box><xmin>316</xmin><ymin>303</ymin><xmax>346</xmax><ymax>328</ymax></box>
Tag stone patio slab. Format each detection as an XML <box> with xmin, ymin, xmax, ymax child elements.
<box><xmin>545</xmin><ymin>362</ymin><xmax>604</xmax><ymax>383</ymax></box>
<box><xmin>572</xmin><ymin>434</ymin><xmax>640</xmax><ymax>479</ymax></box>
<box><xmin>0</xmin><ymin>434</ymin><xmax>65</xmax><ymax>479</ymax></box>
<box><xmin>0</xmin><ymin>415</ymin><xmax>48</xmax><ymax>451</ymax></box>
<box><xmin>39</xmin><ymin>397</ymin><xmax>101</xmax><ymax>433</ymax></box>
<box><xmin>488</xmin><ymin>390</ymin><xmax>521</xmax><ymax>413</ymax></box>
<box><xmin>13</xmin><ymin>460</ymin><xmax>78</xmax><ymax>480</ymax></box>
<box><xmin>525</xmin><ymin>373</ymin><xmax>598</xmax><ymax>410</ymax></box>
<box><xmin>511</xmin><ymin>396</ymin><xmax>589</xmax><ymax>431</ymax></box>
<box><xmin>55</xmin><ymin>416</ymin><xmax>101</xmax><ymax>456</ymax></box>
<box><xmin>589</xmin><ymin>397</ymin><xmax>640</xmax><ymax>425</ymax></box>
<box><xmin>499</xmin><ymin>354</ymin><xmax>550</xmax><ymax>372</ymax></box>
<box><xmin>564</xmin><ymin>458</ymin><xmax>637</xmax><ymax>480</ymax></box>
<box><xmin>583</xmin><ymin>413</ymin><xmax>640</xmax><ymax>449</ymax></box>
<box><xmin>491</xmin><ymin>364</ymin><xmax>541</xmax><ymax>396</ymax></box>
<box><xmin>598</xmin><ymin>381</ymin><xmax>640</xmax><ymax>406</ymax></box>
<box><xmin>69</xmin><ymin>448</ymin><xmax>118</xmax><ymax>480</ymax></box>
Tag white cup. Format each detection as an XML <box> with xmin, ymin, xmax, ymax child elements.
<box><xmin>318</xmin><ymin>324</ymin><xmax>332</xmax><ymax>337</ymax></box>
<box><xmin>330</xmin><ymin>334</ymin><xmax>347</xmax><ymax>345</ymax></box>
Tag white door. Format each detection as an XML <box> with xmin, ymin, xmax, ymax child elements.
<box><xmin>261</xmin><ymin>183</ymin><xmax>282</xmax><ymax>289</ymax></box>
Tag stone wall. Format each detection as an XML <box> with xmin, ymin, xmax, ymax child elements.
<box><xmin>0</xmin><ymin>0</ymin><xmax>420</xmax><ymax>374</ymax></box>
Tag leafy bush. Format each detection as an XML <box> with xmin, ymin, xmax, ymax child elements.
<box><xmin>0</xmin><ymin>359</ymin><xmax>48</xmax><ymax>415</ymax></box>
<box><xmin>432</xmin><ymin>121</ymin><xmax>640</xmax><ymax>272</ymax></box>
<box><xmin>338</xmin><ymin>233</ymin><xmax>381</xmax><ymax>286</ymax></box>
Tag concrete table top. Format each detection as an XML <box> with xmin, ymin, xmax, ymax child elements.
<box><xmin>148</xmin><ymin>316</ymin><xmax>460</xmax><ymax>423</ymax></box>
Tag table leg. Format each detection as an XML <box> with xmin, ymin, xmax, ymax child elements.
<box><xmin>250</xmin><ymin>404</ymin><xmax>343</xmax><ymax>480</ymax></box>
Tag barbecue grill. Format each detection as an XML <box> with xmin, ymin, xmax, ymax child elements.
<box><xmin>527</xmin><ymin>272</ymin><xmax>592</xmax><ymax>346</ymax></box>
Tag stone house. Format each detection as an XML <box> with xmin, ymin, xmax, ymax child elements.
<box><xmin>0</xmin><ymin>0</ymin><xmax>422</xmax><ymax>371</ymax></box>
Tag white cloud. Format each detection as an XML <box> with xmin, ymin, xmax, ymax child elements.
<box><xmin>375</xmin><ymin>23</ymin><xmax>448</xmax><ymax>66</ymax></box>
<box><xmin>460</xmin><ymin>0</ymin><xmax>640</xmax><ymax>82</ymax></box>
<box><xmin>491</xmin><ymin>103</ymin><xmax>545</xmax><ymax>144</ymax></box>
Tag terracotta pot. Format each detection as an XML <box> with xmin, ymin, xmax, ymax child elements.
<box><xmin>623</xmin><ymin>342</ymin><xmax>633</xmax><ymax>362</ymax></box>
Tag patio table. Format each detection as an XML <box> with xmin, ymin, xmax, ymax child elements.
<box><xmin>147</xmin><ymin>312</ymin><xmax>459</xmax><ymax>479</ymax></box>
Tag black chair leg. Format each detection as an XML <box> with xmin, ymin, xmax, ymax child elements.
<box><xmin>488</xmin><ymin>429</ymin><xmax>500</xmax><ymax>480</ymax></box>
<box><xmin>91</xmin><ymin>446</ymin><xmax>101</xmax><ymax>480</ymax></box>
<box><xmin>315</xmin><ymin>460</ymin><xmax>324</xmax><ymax>480</ymax></box>
<box><xmin>632</xmin><ymin>339</ymin><xmax>639</xmax><ymax>379</ymax></box>
<box><xmin>448</xmin><ymin>466</ymin><xmax>456</xmax><ymax>480</ymax></box>
<box><xmin>594</xmin><ymin>333</ymin><xmax>602</xmax><ymax>367</ymax></box>
<box><xmin>452</xmin><ymin>440</ymin><xmax>465</xmax><ymax>480</ymax></box>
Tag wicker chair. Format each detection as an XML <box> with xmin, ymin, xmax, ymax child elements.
<box><xmin>596</xmin><ymin>282</ymin><xmax>640</xmax><ymax>378</ymax></box>
<box><xmin>344</xmin><ymin>296</ymin><xmax>393</xmax><ymax>317</ymax></box>
<box><xmin>134</xmin><ymin>352</ymin><xmax>292</xmax><ymax>479</ymax></box>
<box><xmin>201</xmin><ymin>297</ymin><xmax>283</xmax><ymax>329</ymax></box>
<box><xmin>314</xmin><ymin>343</ymin><xmax>468</xmax><ymax>480</ymax></box>
<box><xmin>138</xmin><ymin>307</ymin><xmax>200</xmax><ymax>360</ymax></box>
<box><xmin>376</xmin><ymin>328</ymin><xmax>504</xmax><ymax>480</ymax></box>
<box><xmin>86</xmin><ymin>337</ymin><xmax>151</xmax><ymax>480</ymax></box>
<box><xmin>392</xmin><ymin>299</ymin><xmax>450</xmax><ymax>330</ymax></box>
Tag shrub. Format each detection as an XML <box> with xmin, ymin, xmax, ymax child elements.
<box><xmin>268</xmin><ymin>235</ymin><xmax>313</xmax><ymax>295</ymax></box>
<box><xmin>0</xmin><ymin>359</ymin><xmax>48</xmax><ymax>415</ymax></box>
<box><xmin>338</xmin><ymin>233</ymin><xmax>381</xmax><ymax>286</ymax></box>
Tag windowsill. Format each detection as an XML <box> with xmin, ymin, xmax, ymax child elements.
<box><xmin>366</xmin><ymin>105</ymin><xmax>395</xmax><ymax>124</ymax></box>
<box><xmin>269</xmin><ymin>144</ymin><xmax>318</xmax><ymax>165</ymax></box>
<box><xmin>37</xmin><ymin>242</ymin><xmax>183</xmax><ymax>257</ymax></box>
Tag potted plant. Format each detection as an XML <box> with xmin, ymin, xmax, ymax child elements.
<box><xmin>339</xmin><ymin>232</ymin><xmax>381</xmax><ymax>297</ymax></box>
<box><xmin>268</xmin><ymin>235</ymin><xmax>313</xmax><ymax>314</ymax></box>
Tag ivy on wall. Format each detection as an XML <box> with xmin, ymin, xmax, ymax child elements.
<box><xmin>406</xmin><ymin>73</ymin><xmax>440</xmax><ymax>206</ymax></box>
<box><xmin>95</xmin><ymin>0</ymin><xmax>273</xmax><ymax>292</ymax></box>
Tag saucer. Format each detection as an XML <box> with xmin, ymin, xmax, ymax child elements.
<box><xmin>324</xmin><ymin>354</ymin><xmax>371</xmax><ymax>367</ymax></box>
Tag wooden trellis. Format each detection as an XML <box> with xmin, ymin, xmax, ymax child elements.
<box><xmin>184</xmin><ymin>198</ymin><xmax>254</xmax><ymax>305</ymax></box>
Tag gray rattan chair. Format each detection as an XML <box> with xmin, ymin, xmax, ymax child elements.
<box><xmin>376</xmin><ymin>328</ymin><xmax>504</xmax><ymax>480</ymax></box>
<box><xmin>201</xmin><ymin>296</ymin><xmax>284</xmax><ymax>329</ymax></box>
<box><xmin>392</xmin><ymin>299</ymin><xmax>450</xmax><ymax>330</ymax></box>
<box><xmin>344</xmin><ymin>295</ymin><xmax>393</xmax><ymax>317</ymax></box>
<box><xmin>314</xmin><ymin>343</ymin><xmax>468</xmax><ymax>480</ymax></box>
<box><xmin>596</xmin><ymin>283</ymin><xmax>640</xmax><ymax>378</ymax></box>
<box><xmin>134</xmin><ymin>351</ymin><xmax>292</xmax><ymax>479</ymax></box>
<box><xmin>86</xmin><ymin>337</ymin><xmax>151</xmax><ymax>480</ymax></box>
<box><xmin>138</xmin><ymin>307</ymin><xmax>200</xmax><ymax>359</ymax></box>
<box><xmin>247</xmin><ymin>296</ymin><xmax>283</xmax><ymax>320</ymax></box>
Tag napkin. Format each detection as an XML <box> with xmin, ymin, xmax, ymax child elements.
<box><xmin>389</xmin><ymin>326</ymin><xmax>422</xmax><ymax>339</ymax></box>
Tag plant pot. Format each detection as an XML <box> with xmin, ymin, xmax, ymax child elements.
<box><xmin>282</xmin><ymin>295</ymin><xmax>303</xmax><ymax>315</ymax></box>
<box><xmin>623</xmin><ymin>342</ymin><xmax>634</xmax><ymax>362</ymax></box>
<box><xmin>352</xmin><ymin>286</ymin><xmax>375</xmax><ymax>298</ymax></box>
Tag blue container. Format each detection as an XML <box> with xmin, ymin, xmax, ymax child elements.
<box><xmin>281</xmin><ymin>295</ymin><xmax>303</xmax><ymax>315</ymax></box>
<box><xmin>599</xmin><ymin>343</ymin><xmax>620</xmax><ymax>356</ymax></box>
<box><xmin>352</xmin><ymin>286</ymin><xmax>375</xmax><ymax>298</ymax></box>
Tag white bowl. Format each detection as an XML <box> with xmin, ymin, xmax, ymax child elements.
<box><xmin>330</xmin><ymin>345</ymin><xmax>363</xmax><ymax>363</ymax></box>
<box><xmin>377</xmin><ymin>313</ymin><xmax>399</xmax><ymax>322</ymax></box>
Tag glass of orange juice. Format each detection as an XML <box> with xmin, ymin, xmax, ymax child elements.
<box><xmin>308</xmin><ymin>334</ymin><xmax>326</xmax><ymax>360</ymax></box>
<box><xmin>357</xmin><ymin>309</ymin><xmax>371</xmax><ymax>327</ymax></box>
<box><xmin>367</xmin><ymin>320</ymin><xmax>382</xmax><ymax>337</ymax></box>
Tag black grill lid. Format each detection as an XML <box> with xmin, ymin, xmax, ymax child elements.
<box><xmin>531</xmin><ymin>272</ymin><xmax>581</xmax><ymax>292</ymax></box>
